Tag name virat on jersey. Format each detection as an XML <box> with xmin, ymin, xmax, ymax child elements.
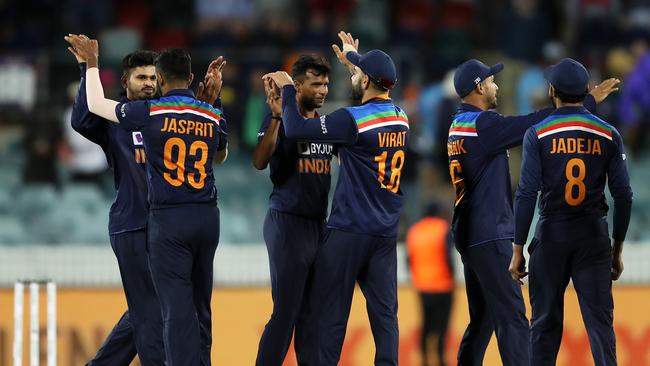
<box><xmin>378</xmin><ymin>131</ymin><xmax>407</xmax><ymax>148</ymax></box>
<box><xmin>161</xmin><ymin>117</ymin><xmax>215</xmax><ymax>137</ymax></box>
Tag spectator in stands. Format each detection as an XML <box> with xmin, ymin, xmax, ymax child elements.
<box><xmin>61</xmin><ymin>81</ymin><xmax>109</xmax><ymax>190</ymax></box>
<box><xmin>497</xmin><ymin>0</ymin><xmax>549</xmax><ymax>63</ymax></box>
<box><xmin>23</xmin><ymin>109</ymin><xmax>63</xmax><ymax>186</ymax></box>
<box><xmin>618</xmin><ymin>30</ymin><xmax>650</xmax><ymax>155</ymax></box>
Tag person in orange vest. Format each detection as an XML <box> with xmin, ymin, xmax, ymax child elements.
<box><xmin>406</xmin><ymin>203</ymin><xmax>455</xmax><ymax>366</ymax></box>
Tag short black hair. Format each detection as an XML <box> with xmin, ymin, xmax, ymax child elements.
<box><xmin>368</xmin><ymin>79</ymin><xmax>387</xmax><ymax>92</ymax></box>
<box><xmin>122</xmin><ymin>50</ymin><xmax>157</xmax><ymax>75</ymax></box>
<box><xmin>291</xmin><ymin>54</ymin><xmax>330</xmax><ymax>81</ymax></box>
<box><xmin>155</xmin><ymin>48</ymin><xmax>192</xmax><ymax>82</ymax></box>
<box><xmin>553</xmin><ymin>86</ymin><xmax>587</xmax><ymax>103</ymax></box>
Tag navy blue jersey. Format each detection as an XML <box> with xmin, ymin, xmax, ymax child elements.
<box><xmin>258</xmin><ymin>113</ymin><xmax>333</xmax><ymax>219</ymax></box>
<box><xmin>281</xmin><ymin>85</ymin><xmax>409</xmax><ymax>237</ymax></box>
<box><xmin>514</xmin><ymin>106</ymin><xmax>633</xmax><ymax>244</ymax></box>
<box><xmin>71</xmin><ymin>63</ymin><xmax>148</xmax><ymax>234</ymax></box>
<box><xmin>115</xmin><ymin>90</ymin><xmax>227</xmax><ymax>207</ymax></box>
<box><xmin>448</xmin><ymin>96</ymin><xmax>598</xmax><ymax>248</ymax></box>
<box><xmin>447</xmin><ymin>104</ymin><xmax>553</xmax><ymax>248</ymax></box>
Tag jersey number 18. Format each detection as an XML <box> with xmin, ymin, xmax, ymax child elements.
<box><xmin>375</xmin><ymin>150</ymin><xmax>405</xmax><ymax>193</ymax></box>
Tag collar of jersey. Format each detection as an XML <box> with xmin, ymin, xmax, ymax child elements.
<box><xmin>457</xmin><ymin>102</ymin><xmax>482</xmax><ymax>113</ymax></box>
<box><xmin>162</xmin><ymin>88</ymin><xmax>195</xmax><ymax>98</ymax></box>
<box><xmin>361</xmin><ymin>97</ymin><xmax>392</xmax><ymax>105</ymax></box>
<box><xmin>551</xmin><ymin>106</ymin><xmax>589</xmax><ymax>116</ymax></box>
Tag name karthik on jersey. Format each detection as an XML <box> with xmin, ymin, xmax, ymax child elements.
<box><xmin>447</xmin><ymin>139</ymin><xmax>467</xmax><ymax>157</ymax></box>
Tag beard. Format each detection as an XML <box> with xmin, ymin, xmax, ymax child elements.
<box><xmin>300</xmin><ymin>94</ymin><xmax>321</xmax><ymax>111</ymax></box>
<box><xmin>488</xmin><ymin>95</ymin><xmax>498</xmax><ymax>109</ymax></box>
<box><xmin>129</xmin><ymin>86</ymin><xmax>156</xmax><ymax>100</ymax></box>
<box><xmin>351</xmin><ymin>81</ymin><xmax>363</xmax><ymax>103</ymax></box>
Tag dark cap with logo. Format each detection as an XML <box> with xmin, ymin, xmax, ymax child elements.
<box><xmin>346</xmin><ymin>49</ymin><xmax>397</xmax><ymax>90</ymax></box>
<box><xmin>543</xmin><ymin>58</ymin><xmax>590</xmax><ymax>96</ymax></box>
<box><xmin>453</xmin><ymin>59</ymin><xmax>504</xmax><ymax>98</ymax></box>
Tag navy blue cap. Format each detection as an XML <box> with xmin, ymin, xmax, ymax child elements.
<box><xmin>346</xmin><ymin>49</ymin><xmax>397</xmax><ymax>90</ymax></box>
<box><xmin>453</xmin><ymin>59</ymin><xmax>504</xmax><ymax>98</ymax></box>
<box><xmin>543</xmin><ymin>58</ymin><xmax>589</xmax><ymax>96</ymax></box>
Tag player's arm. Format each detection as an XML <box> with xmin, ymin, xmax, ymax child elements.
<box><xmin>607</xmin><ymin>131</ymin><xmax>633</xmax><ymax>280</ymax></box>
<box><xmin>514</xmin><ymin>128</ymin><xmax>542</xmax><ymax>245</ymax></box>
<box><xmin>510</xmin><ymin>128</ymin><xmax>542</xmax><ymax>284</ymax></box>
<box><xmin>214</xmin><ymin>114</ymin><xmax>228</xmax><ymax>164</ymax></box>
<box><xmin>215</xmin><ymin>144</ymin><xmax>228</xmax><ymax>164</ymax></box>
<box><xmin>477</xmin><ymin>77</ymin><xmax>619</xmax><ymax>153</ymax></box>
<box><xmin>67</xmin><ymin>35</ymin><xmax>151</xmax><ymax>130</ymax></box>
<box><xmin>476</xmin><ymin>108</ymin><xmax>553</xmax><ymax>153</ymax></box>
<box><xmin>264</xmin><ymin>72</ymin><xmax>356</xmax><ymax>144</ymax></box>
<box><xmin>69</xmin><ymin>62</ymin><xmax>108</xmax><ymax>147</ymax></box>
<box><xmin>196</xmin><ymin>56</ymin><xmax>226</xmax><ymax>107</ymax></box>
<box><xmin>253</xmin><ymin>115</ymin><xmax>280</xmax><ymax>170</ymax></box>
<box><xmin>64</xmin><ymin>35</ymin><xmax>120</xmax><ymax>122</ymax></box>
<box><xmin>280</xmin><ymin>84</ymin><xmax>356</xmax><ymax>144</ymax></box>
<box><xmin>252</xmin><ymin>78</ymin><xmax>282</xmax><ymax>170</ymax></box>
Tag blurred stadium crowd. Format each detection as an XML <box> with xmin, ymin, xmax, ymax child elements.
<box><xmin>0</xmin><ymin>0</ymin><xmax>649</xmax><ymax>244</ymax></box>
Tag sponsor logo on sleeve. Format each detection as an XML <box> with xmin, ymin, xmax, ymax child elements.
<box><xmin>132</xmin><ymin>131</ymin><xmax>144</xmax><ymax>146</ymax></box>
<box><xmin>120</xmin><ymin>104</ymin><xmax>127</xmax><ymax>118</ymax></box>
<box><xmin>320</xmin><ymin>115</ymin><xmax>328</xmax><ymax>134</ymax></box>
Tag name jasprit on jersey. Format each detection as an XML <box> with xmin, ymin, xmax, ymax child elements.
<box><xmin>161</xmin><ymin>117</ymin><xmax>215</xmax><ymax>138</ymax></box>
<box><xmin>550</xmin><ymin>137</ymin><xmax>602</xmax><ymax>155</ymax></box>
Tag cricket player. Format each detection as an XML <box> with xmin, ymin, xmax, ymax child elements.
<box><xmin>265</xmin><ymin>31</ymin><xmax>408</xmax><ymax>365</ymax></box>
<box><xmin>511</xmin><ymin>58</ymin><xmax>633</xmax><ymax>366</ymax></box>
<box><xmin>447</xmin><ymin>59</ymin><xmax>619</xmax><ymax>365</ymax></box>
<box><xmin>253</xmin><ymin>54</ymin><xmax>334</xmax><ymax>366</ymax></box>
<box><xmin>68</xmin><ymin>46</ymin><xmax>164</xmax><ymax>366</ymax></box>
<box><xmin>68</xmin><ymin>35</ymin><xmax>226</xmax><ymax>366</ymax></box>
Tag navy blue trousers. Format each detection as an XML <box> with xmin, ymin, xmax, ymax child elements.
<box><xmin>300</xmin><ymin>228</ymin><xmax>398</xmax><ymax>366</ymax></box>
<box><xmin>256</xmin><ymin>209</ymin><xmax>323</xmax><ymax>366</ymax></box>
<box><xmin>456</xmin><ymin>240</ymin><xmax>529</xmax><ymax>366</ymax></box>
<box><xmin>528</xmin><ymin>236</ymin><xmax>615</xmax><ymax>366</ymax></box>
<box><xmin>87</xmin><ymin>229</ymin><xmax>164</xmax><ymax>366</ymax></box>
<box><xmin>148</xmin><ymin>204</ymin><xmax>220</xmax><ymax>366</ymax></box>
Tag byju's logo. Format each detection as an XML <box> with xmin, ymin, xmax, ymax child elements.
<box><xmin>132</xmin><ymin>132</ymin><xmax>144</xmax><ymax>146</ymax></box>
<box><xmin>320</xmin><ymin>115</ymin><xmax>328</xmax><ymax>134</ymax></box>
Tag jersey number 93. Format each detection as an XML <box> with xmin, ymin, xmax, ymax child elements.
<box><xmin>163</xmin><ymin>137</ymin><xmax>208</xmax><ymax>189</ymax></box>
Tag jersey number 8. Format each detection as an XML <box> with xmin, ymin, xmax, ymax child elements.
<box><xmin>163</xmin><ymin>137</ymin><xmax>208</xmax><ymax>189</ymax></box>
<box><xmin>565</xmin><ymin>158</ymin><xmax>586</xmax><ymax>206</ymax></box>
<box><xmin>375</xmin><ymin>150</ymin><xmax>405</xmax><ymax>193</ymax></box>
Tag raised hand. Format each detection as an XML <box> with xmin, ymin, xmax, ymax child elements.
<box><xmin>263</xmin><ymin>77</ymin><xmax>282</xmax><ymax>117</ymax></box>
<box><xmin>65</xmin><ymin>34</ymin><xmax>99</xmax><ymax>68</ymax></box>
<box><xmin>589</xmin><ymin>78</ymin><xmax>621</xmax><ymax>103</ymax></box>
<box><xmin>262</xmin><ymin>71</ymin><xmax>294</xmax><ymax>89</ymax></box>
<box><xmin>332</xmin><ymin>31</ymin><xmax>359</xmax><ymax>74</ymax></box>
<box><xmin>64</xmin><ymin>34</ymin><xmax>88</xmax><ymax>63</ymax></box>
<box><xmin>196</xmin><ymin>56</ymin><xmax>226</xmax><ymax>105</ymax></box>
